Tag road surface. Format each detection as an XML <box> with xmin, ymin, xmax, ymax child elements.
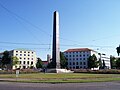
<box><xmin>0</xmin><ymin>82</ymin><xmax>120</xmax><ymax>90</ymax></box>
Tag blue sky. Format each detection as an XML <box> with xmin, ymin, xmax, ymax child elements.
<box><xmin>0</xmin><ymin>0</ymin><xmax>120</xmax><ymax>60</ymax></box>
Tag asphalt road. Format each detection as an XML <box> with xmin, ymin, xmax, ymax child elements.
<box><xmin>0</xmin><ymin>82</ymin><xmax>120</xmax><ymax>90</ymax></box>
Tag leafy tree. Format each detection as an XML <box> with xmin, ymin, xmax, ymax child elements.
<box><xmin>60</xmin><ymin>52</ymin><xmax>67</xmax><ymax>69</ymax></box>
<box><xmin>1</xmin><ymin>51</ymin><xmax>11</xmax><ymax>69</ymax></box>
<box><xmin>11</xmin><ymin>56</ymin><xmax>19</xmax><ymax>69</ymax></box>
<box><xmin>88</xmin><ymin>54</ymin><xmax>99</xmax><ymax>69</ymax></box>
<box><xmin>116</xmin><ymin>45</ymin><xmax>120</xmax><ymax>56</ymax></box>
<box><xmin>116</xmin><ymin>58</ymin><xmax>120</xmax><ymax>69</ymax></box>
<box><xmin>99</xmin><ymin>58</ymin><xmax>102</xmax><ymax>69</ymax></box>
<box><xmin>110</xmin><ymin>56</ymin><xmax>116</xmax><ymax>69</ymax></box>
<box><xmin>36</xmin><ymin>58</ymin><xmax>43</xmax><ymax>69</ymax></box>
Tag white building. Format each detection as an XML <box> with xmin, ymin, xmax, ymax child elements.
<box><xmin>63</xmin><ymin>48</ymin><xmax>99</xmax><ymax>69</ymax></box>
<box><xmin>99</xmin><ymin>53</ymin><xmax>111</xmax><ymax>69</ymax></box>
<box><xmin>10</xmin><ymin>49</ymin><xmax>37</xmax><ymax>69</ymax></box>
<box><xmin>0</xmin><ymin>49</ymin><xmax>37</xmax><ymax>69</ymax></box>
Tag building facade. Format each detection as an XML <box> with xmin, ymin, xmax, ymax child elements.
<box><xmin>0</xmin><ymin>49</ymin><xmax>37</xmax><ymax>69</ymax></box>
<box><xmin>10</xmin><ymin>49</ymin><xmax>37</xmax><ymax>69</ymax></box>
<box><xmin>63</xmin><ymin>48</ymin><xmax>99</xmax><ymax>69</ymax></box>
<box><xmin>99</xmin><ymin>53</ymin><xmax>111</xmax><ymax>69</ymax></box>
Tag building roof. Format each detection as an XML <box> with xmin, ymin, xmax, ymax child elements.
<box><xmin>13</xmin><ymin>48</ymin><xmax>35</xmax><ymax>52</ymax></box>
<box><xmin>64</xmin><ymin>48</ymin><xmax>97</xmax><ymax>52</ymax></box>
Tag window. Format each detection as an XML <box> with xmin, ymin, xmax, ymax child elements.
<box><xmin>28</xmin><ymin>52</ymin><xmax>30</xmax><ymax>53</ymax></box>
<box><xmin>31</xmin><ymin>58</ymin><xmax>33</xmax><ymax>60</ymax></box>
<box><xmin>20</xmin><ymin>57</ymin><xmax>22</xmax><ymax>59</ymax></box>
<box><xmin>28</xmin><ymin>58</ymin><xmax>30</xmax><ymax>60</ymax></box>
<box><xmin>83</xmin><ymin>58</ymin><xmax>86</xmax><ymax>60</ymax></box>
<box><xmin>24</xmin><ymin>51</ymin><xmax>26</xmax><ymax>53</ymax></box>
<box><xmin>23</xmin><ymin>66</ymin><xmax>26</xmax><ymax>69</ymax></box>
<box><xmin>28</xmin><ymin>54</ymin><xmax>30</xmax><ymax>56</ymax></box>
<box><xmin>80</xmin><ymin>62</ymin><xmax>82</xmax><ymax>65</ymax></box>
<box><xmin>32</xmin><ymin>52</ymin><xmax>34</xmax><ymax>54</ymax></box>
<box><xmin>20</xmin><ymin>54</ymin><xmax>22</xmax><ymax>56</ymax></box>
<box><xmin>80</xmin><ymin>55</ymin><xmax>82</xmax><ymax>57</ymax></box>
<box><xmin>84</xmin><ymin>66</ymin><xmax>86</xmax><ymax>69</ymax></box>
<box><xmin>16</xmin><ymin>51</ymin><xmax>18</xmax><ymax>53</ymax></box>
<box><xmin>80</xmin><ymin>58</ymin><xmax>82</xmax><ymax>60</ymax></box>
<box><xmin>76</xmin><ymin>58</ymin><xmax>78</xmax><ymax>60</ymax></box>
<box><xmin>76</xmin><ymin>62</ymin><xmax>78</xmax><ymax>65</ymax></box>
<box><xmin>83</xmin><ymin>62</ymin><xmax>86</xmax><ymax>65</ymax></box>
<box><xmin>20</xmin><ymin>61</ymin><xmax>21</xmax><ymax>64</ymax></box>
<box><xmin>83</xmin><ymin>54</ymin><xmax>85</xmax><ymax>57</ymax></box>
<box><xmin>27</xmin><ymin>61</ymin><xmax>29</xmax><ymax>64</ymax></box>
<box><xmin>76</xmin><ymin>66</ymin><xmax>79</xmax><ymax>69</ymax></box>
<box><xmin>31</xmin><ymin>61</ymin><xmax>33</xmax><ymax>65</ymax></box>
<box><xmin>23</xmin><ymin>61</ymin><xmax>25</xmax><ymax>64</ymax></box>
<box><xmin>69</xmin><ymin>55</ymin><xmax>71</xmax><ymax>57</ymax></box>
<box><xmin>69</xmin><ymin>62</ymin><xmax>71</xmax><ymax>65</ymax></box>
<box><xmin>24</xmin><ymin>54</ymin><xmax>26</xmax><ymax>56</ymax></box>
<box><xmin>24</xmin><ymin>58</ymin><xmax>26</xmax><ymax>60</ymax></box>
<box><xmin>76</xmin><ymin>55</ymin><xmax>78</xmax><ymax>57</ymax></box>
<box><xmin>16</xmin><ymin>54</ymin><xmax>18</xmax><ymax>56</ymax></box>
<box><xmin>73</xmin><ymin>55</ymin><xmax>75</xmax><ymax>57</ymax></box>
<box><xmin>20</xmin><ymin>51</ymin><xmax>22</xmax><ymax>53</ymax></box>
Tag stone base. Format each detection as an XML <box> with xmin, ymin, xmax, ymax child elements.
<box><xmin>46</xmin><ymin>68</ymin><xmax>74</xmax><ymax>73</ymax></box>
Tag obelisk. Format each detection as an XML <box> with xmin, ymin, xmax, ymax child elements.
<box><xmin>52</xmin><ymin>11</ymin><xmax>60</xmax><ymax>69</ymax></box>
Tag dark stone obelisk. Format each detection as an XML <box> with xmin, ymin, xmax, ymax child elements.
<box><xmin>52</xmin><ymin>11</ymin><xmax>60</xmax><ymax>69</ymax></box>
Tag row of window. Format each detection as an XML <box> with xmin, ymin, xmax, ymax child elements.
<box><xmin>19</xmin><ymin>61</ymin><xmax>33</xmax><ymax>65</ymax></box>
<box><xmin>68</xmin><ymin>58</ymin><xmax>88</xmax><ymax>61</ymax></box>
<box><xmin>16</xmin><ymin>51</ymin><xmax>34</xmax><ymax>54</ymax></box>
<box><xmin>16</xmin><ymin>54</ymin><xmax>34</xmax><ymax>57</ymax></box>
<box><xmin>69</xmin><ymin>62</ymin><xmax>86</xmax><ymax>65</ymax></box>
<box><xmin>19</xmin><ymin>57</ymin><xmax>34</xmax><ymax>60</ymax></box>
<box><xmin>65</xmin><ymin>51</ymin><xmax>89</xmax><ymax>54</ymax></box>
<box><xmin>69</xmin><ymin>66</ymin><xmax>87</xmax><ymax>69</ymax></box>
<box><xmin>65</xmin><ymin>54</ymin><xmax>89</xmax><ymax>57</ymax></box>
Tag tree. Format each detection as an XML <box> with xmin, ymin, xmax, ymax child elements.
<box><xmin>99</xmin><ymin>58</ymin><xmax>102</xmax><ymax>69</ymax></box>
<box><xmin>11</xmin><ymin>56</ymin><xmax>19</xmax><ymax>69</ymax></box>
<box><xmin>36</xmin><ymin>58</ymin><xmax>43</xmax><ymax>69</ymax></box>
<box><xmin>1</xmin><ymin>51</ymin><xmax>11</xmax><ymax>69</ymax></box>
<box><xmin>88</xmin><ymin>54</ymin><xmax>99</xmax><ymax>69</ymax></box>
<box><xmin>60</xmin><ymin>52</ymin><xmax>67</xmax><ymax>69</ymax></box>
<box><xmin>116</xmin><ymin>45</ymin><xmax>120</xmax><ymax>56</ymax></box>
<box><xmin>110</xmin><ymin>56</ymin><xmax>116</xmax><ymax>69</ymax></box>
<box><xmin>116</xmin><ymin>58</ymin><xmax>120</xmax><ymax>69</ymax></box>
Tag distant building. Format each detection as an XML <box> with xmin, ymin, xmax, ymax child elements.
<box><xmin>0</xmin><ymin>49</ymin><xmax>37</xmax><ymax>69</ymax></box>
<box><xmin>99</xmin><ymin>53</ymin><xmax>111</xmax><ymax>69</ymax></box>
<box><xmin>63</xmin><ymin>48</ymin><xmax>99</xmax><ymax>69</ymax></box>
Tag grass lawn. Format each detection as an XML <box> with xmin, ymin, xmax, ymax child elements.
<box><xmin>0</xmin><ymin>73</ymin><xmax>120</xmax><ymax>83</ymax></box>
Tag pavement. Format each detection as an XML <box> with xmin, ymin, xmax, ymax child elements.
<box><xmin>0</xmin><ymin>81</ymin><xmax>120</xmax><ymax>90</ymax></box>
